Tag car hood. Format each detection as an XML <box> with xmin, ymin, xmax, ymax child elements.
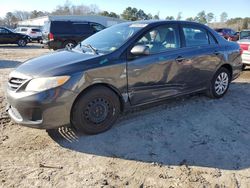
<box><xmin>14</xmin><ymin>50</ymin><xmax>101</xmax><ymax>77</ymax></box>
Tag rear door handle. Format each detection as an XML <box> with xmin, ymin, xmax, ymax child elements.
<box><xmin>175</xmin><ymin>56</ymin><xmax>186</xmax><ymax>62</ymax></box>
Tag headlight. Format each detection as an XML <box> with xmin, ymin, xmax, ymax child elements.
<box><xmin>25</xmin><ymin>76</ymin><xmax>70</xmax><ymax>92</ymax></box>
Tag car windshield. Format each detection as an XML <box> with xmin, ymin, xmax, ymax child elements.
<box><xmin>75</xmin><ymin>23</ymin><xmax>147</xmax><ymax>54</ymax></box>
<box><xmin>240</xmin><ymin>31</ymin><xmax>250</xmax><ymax>39</ymax></box>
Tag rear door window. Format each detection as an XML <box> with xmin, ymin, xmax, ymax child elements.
<box><xmin>51</xmin><ymin>21</ymin><xmax>73</xmax><ymax>34</ymax></box>
<box><xmin>72</xmin><ymin>23</ymin><xmax>94</xmax><ymax>34</ymax></box>
<box><xmin>182</xmin><ymin>25</ymin><xmax>209</xmax><ymax>47</ymax></box>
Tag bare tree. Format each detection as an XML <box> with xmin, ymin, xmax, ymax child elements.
<box><xmin>176</xmin><ymin>12</ymin><xmax>182</xmax><ymax>20</ymax></box>
<box><xmin>220</xmin><ymin>12</ymin><xmax>228</xmax><ymax>22</ymax></box>
<box><xmin>5</xmin><ymin>12</ymin><xmax>18</xmax><ymax>26</ymax></box>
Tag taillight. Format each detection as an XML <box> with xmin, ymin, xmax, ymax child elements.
<box><xmin>240</xmin><ymin>44</ymin><xmax>250</xmax><ymax>51</ymax></box>
<box><xmin>31</xmin><ymin>31</ymin><xmax>36</xmax><ymax>34</ymax></box>
<box><xmin>48</xmin><ymin>33</ymin><xmax>54</xmax><ymax>41</ymax></box>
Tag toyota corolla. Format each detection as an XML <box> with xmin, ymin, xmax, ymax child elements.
<box><xmin>6</xmin><ymin>21</ymin><xmax>242</xmax><ymax>134</ymax></box>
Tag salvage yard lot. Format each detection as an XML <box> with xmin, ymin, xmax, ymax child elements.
<box><xmin>1</xmin><ymin>44</ymin><xmax>250</xmax><ymax>187</ymax></box>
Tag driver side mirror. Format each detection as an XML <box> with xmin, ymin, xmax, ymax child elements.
<box><xmin>130</xmin><ymin>45</ymin><xmax>150</xmax><ymax>56</ymax></box>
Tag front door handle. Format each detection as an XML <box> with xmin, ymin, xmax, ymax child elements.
<box><xmin>175</xmin><ymin>56</ymin><xmax>186</xmax><ymax>62</ymax></box>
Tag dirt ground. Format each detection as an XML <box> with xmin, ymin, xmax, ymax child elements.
<box><xmin>1</xmin><ymin>44</ymin><xmax>250</xmax><ymax>188</ymax></box>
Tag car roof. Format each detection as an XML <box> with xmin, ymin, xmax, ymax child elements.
<box><xmin>0</xmin><ymin>27</ymin><xmax>12</xmax><ymax>31</ymax></box>
<box><xmin>123</xmin><ymin>20</ymin><xmax>203</xmax><ymax>25</ymax></box>
<box><xmin>117</xmin><ymin>20</ymin><xmax>211</xmax><ymax>28</ymax></box>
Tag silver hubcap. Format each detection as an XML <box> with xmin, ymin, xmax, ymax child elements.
<box><xmin>19</xmin><ymin>40</ymin><xmax>26</xmax><ymax>46</ymax></box>
<box><xmin>215</xmin><ymin>72</ymin><xmax>229</xmax><ymax>95</ymax></box>
<box><xmin>66</xmin><ymin>43</ymin><xmax>74</xmax><ymax>49</ymax></box>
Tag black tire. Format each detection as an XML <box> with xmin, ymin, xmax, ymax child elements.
<box><xmin>242</xmin><ymin>64</ymin><xmax>246</xmax><ymax>71</ymax></box>
<box><xmin>63</xmin><ymin>41</ymin><xmax>76</xmax><ymax>49</ymax></box>
<box><xmin>17</xmin><ymin>39</ymin><xmax>27</xmax><ymax>47</ymax></box>
<box><xmin>206</xmin><ymin>67</ymin><xmax>231</xmax><ymax>98</ymax></box>
<box><xmin>71</xmin><ymin>86</ymin><xmax>120</xmax><ymax>134</ymax></box>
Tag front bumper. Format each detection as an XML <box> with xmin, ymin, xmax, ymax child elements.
<box><xmin>6</xmin><ymin>87</ymin><xmax>78</xmax><ymax>129</ymax></box>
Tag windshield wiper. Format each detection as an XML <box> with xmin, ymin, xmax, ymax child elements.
<box><xmin>81</xmin><ymin>44</ymin><xmax>99</xmax><ymax>55</ymax></box>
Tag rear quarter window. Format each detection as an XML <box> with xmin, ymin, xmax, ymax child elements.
<box><xmin>43</xmin><ymin>21</ymin><xmax>51</xmax><ymax>32</ymax></box>
<box><xmin>90</xmin><ymin>23</ymin><xmax>105</xmax><ymax>32</ymax></box>
<box><xmin>32</xmin><ymin>29</ymin><xmax>41</xmax><ymax>32</ymax></box>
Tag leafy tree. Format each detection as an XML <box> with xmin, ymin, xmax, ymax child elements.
<box><xmin>109</xmin><ymin>12</ymin><xmax>119</xmax><ymax>18</ymax></box>
<box><xmin>100</xmin><ymin>11</ymin><xmax>109</xmax><ymax>17</ymax></box>
<box><xmin>196</xmin><ymin>11</ymin><xmax>207</xmax><ymax>24</ymax></box>
<box><xmin>226</xmin><ymin>17</ymin><xmax>242</xmax><ymax>25</ymax></box>
<box><xmin>242</xmin><ymin>18</ymin><xmax>248</xmax><ymax>29</ymax></box>
<box><xmin>100</xmin><ymin>11</ymin><xmax>119</xmax><ymax>18</ymax></box>
<box><xmin>153</xmin><ymin>15</ymin><xmax>159</xmax><ymax>20</ymax></box>
<box><xmin>136</xmin><ymin>9</ymin><xmax>149</xmax><ymax>20</ymax></box>
<box><xmin>5</xmin><ymin>12</ymin><xmax>18</xmax><ymax>26</ymax></box>
<box><xmin>121</xmin><ymin>7</ymin><xmax>151</xmax><ymax>20</ymax></box>
<box><xmin>30</xmin><ymin>10</ymin><xmax>48</xmax><ymax>19</ymax></box>
<box><xmin>147</xmin><ymin>13</ymin><xmax>153</xmax><ymax>19</ymax></box>
<box><xmin>220</xmin><ymin>12</ymin><xmax>228</xmax><ymax>22</ymax></box>
<box><xmin>165</xmin><ymin>16</ymin><xmax>174</xmax><ymax>20</ymax></box>
<box><xmin>186</xmin><ymin>17</ymin><xmax>195</xmax><ymax>21</ymax></box>
<box><xmin>121</xmin><ymin>7</ymin><xmax>138</xmax><ymax>21</ymax></box>
<box><xmin>206</xmin><ymin>12</ymin><xmax>214</xmax><ymax>23</ymax></box>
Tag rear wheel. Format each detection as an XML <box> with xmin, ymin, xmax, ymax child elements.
<box><xmin>71</xmin><ymin>86</ymin><xmax>120</xmax><ymax>134</ymax></box>
<box><xmin>63</xmin><ymin>41</ymin><xmax>76</xmax><ymax>49</ymax></box>
<box><xmin>242</xmin><ymin>64</ymin><xmax>246</xmax><ymax>70</ymax></box>
<box><xmin>206</xmin><ymin>67</ymin><xmax>231</xmax><ymax>98</ymax></box>
<box><xmin>17</xmin><ymin>39</ymin><xmax>27</xmax><ymax>47</ymax></box>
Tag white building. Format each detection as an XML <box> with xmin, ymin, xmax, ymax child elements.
<box><xmin>18</xmin><ymin>15</ymin><xmax>126</xmax><ymax>28</ymax></box>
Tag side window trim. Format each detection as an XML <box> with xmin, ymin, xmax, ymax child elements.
<box><xmin>207</xmin><ymin>31</ymin><xmax>218</xmax><ymax>45</ymax></box>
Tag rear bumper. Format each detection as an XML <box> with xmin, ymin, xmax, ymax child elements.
<box><xmin>30</xmin><ymin>36</ymin><xmax>42</xmax><ymax>40</ymax></box>
<box><xmin>42</xmin><ymin>40</ymin><xmax>62</xmax><ymax>50</ymax></box>
<box><xmin>242</xmin><ymin>51</ymin><xmax>250</xmax><ymax>65</ymax></box>
<box><xmin>6</xmin><ymin>87</ymin><xmax>78</xmax><ymax>129</ymax></box>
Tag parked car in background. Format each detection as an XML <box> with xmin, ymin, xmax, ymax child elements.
<box><xmin>215</xmin><ymin>28</ymin><xmax>239</xmax><ymax>41</ymax></box>
<box><xmin>238</xmin><ymin>32</ymin><xmax>250</xmax><ymax>70</ymax></box>
<box><xmin>0</xmin><ymin>27</ymin><xmax>30</xmax><ymax>47</ymax></box>
<box><xmin>15</xmin><ymin>27</ymin><xmax>42</xmax><ymax>43</ymax></box>
<box><xmin>42</xmin><ymin>20</ymin><xmax>106</xmax><ymax>50</ymax></box>
<box><xmin>239</xmin><ymin>30</ymin><xmax>250</xmax><ymax>40</ymax></box>
<box><xmin>6</xmin><ymin>21</ymin><xmax>242</xmax><ymax>134</ymax></box>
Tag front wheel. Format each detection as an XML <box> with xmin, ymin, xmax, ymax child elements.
<box><xmin>206</xmin><ymin>67</ymin><xmax>231</xmax><ymax>98</ymax></box>
<box><xmin>71</xmin><ymin>86</ymin><xmax>120</xmax><ymax>134</ymax></box>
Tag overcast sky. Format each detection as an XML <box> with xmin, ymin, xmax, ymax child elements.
<box><xmin>0</xmin><ymin>0</ymin><xmax>249</xmax><ymax>19</ymax></box>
